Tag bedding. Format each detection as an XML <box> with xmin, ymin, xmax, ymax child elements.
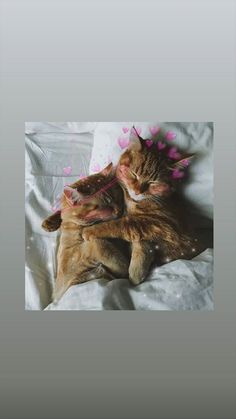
<box><xmin>25</xmin><ymin>122</ymin><xmax>213</xmax><ymax>311</ymax></box>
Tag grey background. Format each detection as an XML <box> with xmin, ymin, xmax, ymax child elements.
<box><xmin>0</xmin><ymin>0</ymin><xmax>235</xmax><ymax>418</ymax></box>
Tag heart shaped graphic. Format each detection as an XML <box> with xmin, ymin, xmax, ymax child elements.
<box><xmin>122</xmin><ymin>127</ymin><xmax>129</xmax><ymax>134</ymax></box>
<box><xmin>91</xmin><ymin>163</ymin><xmax>101</xmax><ymax>173</ymax></box>
<box><xmin>174</xmin><ymin>152</ymin><xmax>181</xmax><ymax>160</ymax></box>
<box><xmin>149</xmin><ymin>126</ymin><xmax>160</xmax><ymax>136</ymax></box>
<box><xmin>168</xmin><ymin>147</ymin><xmax>181</xmax><ymax>160</ymax></box>
<box><xmin>131</xmin><ymin>126</ymin><xmax>142</xmax><ymax>137</ymax></box>
<box><xmin>157</xmin><ymin>141</ymin><xmax>166</xmax><ymax>150</ymax></box>
<box><xmin>118</xmin><ymin>136</ymin><xmax>130</xmax><ymax>149</ymax></box>
<box><xmin>165</xmin><ymin>131</ymin><xmax>176</xmax><ymax>141</ymax></box>
<box><xmin>63</xmin><ymin>166</ymin><xmax>72</xmax><ymax>176</ymax></box>
<box><xmin>181</xmin><ymin>159</ymin><xmax>190</xmax><ymax>167</ymax></box>
<box><xmin>145</xmin><ymin>140</ymin><xmax>153</xmax><ymax>148</ymax></box>
<box><xmin>172</xmin><ymin>169</ymin><xmax>185</xmax><ymax>179</ymax></box>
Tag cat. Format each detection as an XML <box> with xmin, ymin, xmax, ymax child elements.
<box><xmin>42</xmin><ymin>163</ymin><xmax>130</xmax><ymax>301</ymax></box>
<box><xmin>82</xmin><ymin>131</ymin><xmax>205</xmax><ymax>285</ymax></box>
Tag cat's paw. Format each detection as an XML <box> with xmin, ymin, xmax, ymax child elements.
<box><xmin>42</xmin><ymin>219</ymin><xmax>60</xmax><ymax>232</ymax></box>
<box><xmin>82</xmin><ymin>227</ymin><xmax>96</xmax><ymax>241</ymax></box>
<box><xmin>128</xmin><ymin>265</ymin><xmax>146</xmax><ymax>286</ymax></box>
<box><xmin>42</xmin><ymin>212</ymin><xmax>62</xmax><ymax>232</ymax></box>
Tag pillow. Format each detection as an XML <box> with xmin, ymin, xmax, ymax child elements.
<box><xmin>89</xmin><ymin>122</ymin><xmax>213</xmax><ymax>219</ymax></box>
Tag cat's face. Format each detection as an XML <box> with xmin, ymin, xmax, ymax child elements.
<box><xmin>116</xmin><ymin>137</ymin><xmax>192</xmax><ymax>201</ymax></box>
<box><xmin>62</xmin><ymin>191</ymin><xmax>117</xmax><ymax>226</ymax></box>
<box><xmin>61</xmin><ymin>163</ymin><xmax>123</xmax><ymax>226</ymax></box>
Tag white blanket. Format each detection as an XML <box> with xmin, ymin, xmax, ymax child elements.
<box><xmin>25</xmin><ymin>122</ymin><xmax>213</xmax><ymax>311</ymax></box>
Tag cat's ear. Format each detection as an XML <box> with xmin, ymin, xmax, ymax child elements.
<box><xmin>63</xmin><ymin>186</ymin><xmax>84</xmax><ymax>204</ymax></box>
<box><xmin>100</xmin><ymin>162</ymin><xmax>113</xmax><ymax>176</ymax></box>
<box><xmin>128</xmin><ymin>126</ymin><xmax>144</xmax><ymax>151</ymax></box>
<box><xmin>172</xmin><ymin>153</ymin><xmax>195</xmax><ymax>168</ymax></box>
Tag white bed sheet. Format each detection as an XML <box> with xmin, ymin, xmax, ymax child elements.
<box><xmin>25</xmin><ymin>122</ymin><xmax>213</xmax><ymax>311</ymax></box>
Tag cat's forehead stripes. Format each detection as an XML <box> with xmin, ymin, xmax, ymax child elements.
<box><xmin>131</xmin><ymin>149</ymin><xmax>166</xmax><ymax>181</ymax></box>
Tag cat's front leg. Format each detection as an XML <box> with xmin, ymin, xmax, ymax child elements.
<box><xmin>128</xmin><ymin>241</ymin><xmax>155</xmax><ymax>285</ymax></box>
<box><xmin>82</xmin><ymin>218</ymin><xmax>128</xmax><ymax>241</ymax></box>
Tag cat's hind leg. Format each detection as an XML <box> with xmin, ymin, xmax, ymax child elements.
<box><xmin>94</xmin><ymin>239</ymin><xmax>130</xmax><ymax>278</ymax></box>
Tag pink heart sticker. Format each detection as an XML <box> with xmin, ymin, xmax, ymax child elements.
<box><xmin>91</xmin><ymin>163</ymin><xmax>101</xmax><ymax>173</ymax></box>
<box><xmin>118</xmin><ymin>136</ymin><xmax>130</xmax><ymax>149</ymax></box>
<box><xmin>173</xmin><ymin>152</ymin><xmax>181</xmax><ymax>160</ymax></box>
<box><xmin>181</xmin><ymin>159</ymin><xmax>190</xmax><ymax>167</ymax></box>
<box><xmin>63</xmin><ymin>166</ymin><xmax>72</xmax><ymax>176</ymax></box>
<box><xmin>131</xmin><ymin>127</ymin><xmax>142</xmax><ymax>137</ymax></box>
<box><xmin>165</xmin><ymin>131</ymin><xmax>177</xmax><ymax>141</ymax></box>
<box><xmin>145</xmin><ymin>140</ymin><xmax>153</xmax><ymax>148</ymax></box>
<box><xmin>168</xmin><ymin>147</ymin><xmax>181</xmax><ymax>160</ymax></box>
<box><xmin>157</xmin><ymin>141</ymin><xmax>166</xmax><ymax>150</ymax></box>
<box><xmin>122</xmin><ymin>127</ymin><xmax>129</xmax><ymax>134</ymax></box>
<box><xmin>172</xmin><ymin>169</ymin><xmax>185</xmax><ymax>179</ymax></box>
<box><xmin>149</xmin><ymin>126</ymin><xmax>160</xmax><ymax>136</ymax></box>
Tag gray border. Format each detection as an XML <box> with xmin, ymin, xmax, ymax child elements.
<box><xmin>1</xmin><ymin>1</ymin><xmax>236</xmax><ymax>418</ymax></box>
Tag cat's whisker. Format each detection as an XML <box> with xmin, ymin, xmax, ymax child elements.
<box><xmin>149</xmin><ymin>195</ymin><xmax>164</xmax><ymax>206</ymax></box>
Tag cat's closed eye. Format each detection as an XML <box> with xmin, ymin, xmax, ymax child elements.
<box><xmin>148</xmin><ymin>182</ymin><xmax>170</xmax><ymax>195</ymax></box>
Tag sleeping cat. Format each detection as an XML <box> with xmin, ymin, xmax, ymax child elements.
<box><xmin>82</xmin><ymin>132</ymin><xmax>205</xmax><ymax>285</ymax></box>
<box><xmin>42</xmin><ymin>164</ymin><xmax>129</xmax><ymax>301</ymax></box>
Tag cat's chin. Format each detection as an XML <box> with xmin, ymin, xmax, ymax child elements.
<box><xmin>126</xmin><ymin>188</ymin><xmax>146</xmax><ymax>202</ymax></box>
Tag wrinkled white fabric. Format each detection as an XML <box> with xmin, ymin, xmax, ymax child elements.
<box><xmin>25</xmin><ymin>122</ymin><xmax>213</xmax><ymax>311</ymax></box>
<box><xmin>45</xmin><ymin>249</ymin><xmax>213</xmax><ymax>311</ymax></box>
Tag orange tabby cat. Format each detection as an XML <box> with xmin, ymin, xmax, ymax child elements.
<box><xmin>82</xmin><ymin>133</ymin><xmax>205</xmax><ymax>285</ymax></box>
<box><xmin>42</xmin><ymin>164</ymin><xmax>129</xmax><ymax>301</ymax></box>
